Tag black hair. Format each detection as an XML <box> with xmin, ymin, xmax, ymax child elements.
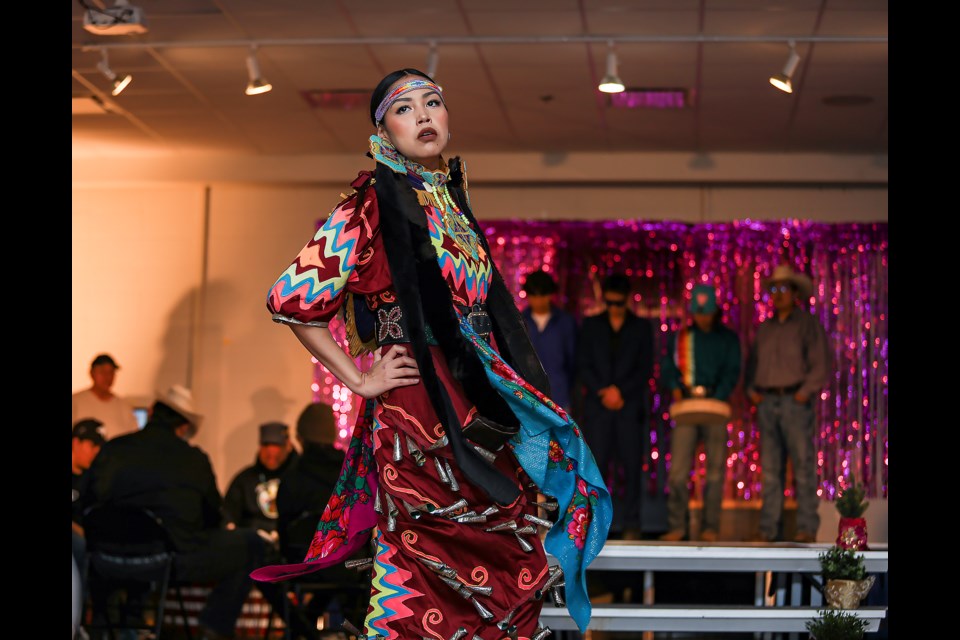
<box><xmin>522</xmin><ymin>269</ymin><xmax>558</xmax><ymax>295</ymax></box>
<box><xmin>601</xmin><ymin>273</ymin><xmax>632</xmax><ymax>296</ymax></box>
<box><xmin>369</xmin><ymin>68</ymin><xmax>436</xmax><ymax>126</ymax></box>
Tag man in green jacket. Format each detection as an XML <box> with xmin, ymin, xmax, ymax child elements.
<box><xmin>660</xmin><ymin>284</ymin><xmax>742</xmax><ymax>542</ymax></box>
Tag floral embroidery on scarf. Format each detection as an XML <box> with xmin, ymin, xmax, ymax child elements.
<box><xmin>564</xmin><ymin>478</ymin><xmax>600</xmax><ymax>551</ymax></box>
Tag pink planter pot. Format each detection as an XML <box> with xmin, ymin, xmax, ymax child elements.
<box><xmin>836</xmin><ymin>516</ymin><xmax>868</xmax><ymax>550</ymax></box>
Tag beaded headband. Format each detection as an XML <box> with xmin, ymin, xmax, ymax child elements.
<box><xmin>374</xmin><ymin>79</ymin><xmax>444</xmax><ymax>125</ymax></box>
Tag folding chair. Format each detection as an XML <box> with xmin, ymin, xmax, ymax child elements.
<box><xmin>81</xmin><ymin>504</ymin><xmax>193</xmax><ymax>639</ymax></box>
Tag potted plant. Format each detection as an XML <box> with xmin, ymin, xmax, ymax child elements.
<box><xmin>806</xmin><ymin>608</ymin><xmax>868</xmax><ymax>639</ymax></box>
<box><xmin>818</xmin><ymin>546</ymin><xmax>875</xmax><ymax>610</ymax></box>
<box><xmin>834</xmin><ymin>482</ymin><xmax>869</xmax><ymax>550</ymax></box>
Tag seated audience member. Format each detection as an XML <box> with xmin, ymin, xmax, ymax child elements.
<box><xmin>276</xmin><ymin>402</ymin><xmax>365</xmax><ymax>632</ymax></box>
<box><xmin>223</xmin><ymin>421</ymin><xmax>300</xmax><ymax>539</ymax></box>
<box><xmin>72</xmin><ymin>418</ymin><xmax>106</xmax><ymax>577</ymax></box>
<box><xmin>72</xmin><ymin>353</ymin><xmax>139</xmax><ymax>440</ymax></box>
<box><xmin>276</xmin><ymin>403</ymin><xmax>345</xmax><ymax>551</ymax></box>
<box><xmin>84</xmin><ymin>385</ymin><xmax>267</xmax><ymax>640</ymax></box>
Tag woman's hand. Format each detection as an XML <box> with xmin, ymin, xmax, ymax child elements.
<box><xmin>355</xmin><ymin>345</ymin><xmax>420</xmax><ymax>398</ymax></box>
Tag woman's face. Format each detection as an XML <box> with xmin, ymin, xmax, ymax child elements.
<box><xmin>378</xmin><ymin>76</ymin><xmax>449</xmax><ymax>170</ymax></box>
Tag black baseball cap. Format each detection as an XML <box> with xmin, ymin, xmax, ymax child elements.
<box><xmin>260</xmin><ymin>422</ymin><xmax>290</xmax><ymax>446</ymax></box>
<box><xmin>73</xmin><ymin>418</ymin><xmax>106</xmax><ymax>446</ymax></box>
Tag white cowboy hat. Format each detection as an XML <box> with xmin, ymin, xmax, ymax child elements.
<box><xmin>761</xmin><ymin>263</ymin><xmax>814</xmax><ymax>300</ymax></box>
<box><xmin>156</xmin><ymin>384</ymin><xmax>203</xmax><ymax>427</ymax></box>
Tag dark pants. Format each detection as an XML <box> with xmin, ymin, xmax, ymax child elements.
<box><xmin>583</xmin><ymin>404</ymin><xmax>644</xmax><ymax>531</ymax></box>
<box><xmin>174</xmin><ymin>528</ymin><xmax>267</xmax><ymax>637</ymax></box>
<box><xmin>757</xmin><ymin>395</ymin><xmax>820</xmax><ymax>538</ymax></box>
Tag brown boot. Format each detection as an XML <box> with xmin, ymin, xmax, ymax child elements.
<box><xmin>659</xmin><ymin>529</ymin><xmax>686</xmax><ymax>542</ymax></box>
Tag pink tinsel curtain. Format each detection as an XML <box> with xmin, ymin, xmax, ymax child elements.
<box><xmin>316</xmin><ymin>218</ymin><xmax>888</xmax><ymax>504</ymax></box>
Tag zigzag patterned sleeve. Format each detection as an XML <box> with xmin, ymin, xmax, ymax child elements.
<box><xmin>266</xmin><ymin>190</ymin><xmax>376</xmax><ymax>327</ymax></box>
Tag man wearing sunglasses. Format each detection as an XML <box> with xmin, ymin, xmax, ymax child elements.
<box><xmin>577</xmin><ymin>273</ymin><xmax>654</xmax><ymax>540</ymax></box>
<box><xmin>745</xmin><ymin>263</ymin><xmax>829</xmax><ymax>544</ymax></box>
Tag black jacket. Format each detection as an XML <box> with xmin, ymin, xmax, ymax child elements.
<box><xmin>83</xmin><ymin>423</ymin><xmax>223</xmax><ymax>552</ymax></box>
<box><xmin>223</xmin><ymin>450</ymin><xmax>300</xmax><ymax>532</ymax></box>
<box><xmin>275</xmin><ymin>443</ymin><xmax>344</xmax><ymax>555</ymax></box>
<box><xmin>577</xmin><ymin>311</ymin><xmax>655</xmax><ymax>420</ymax></box>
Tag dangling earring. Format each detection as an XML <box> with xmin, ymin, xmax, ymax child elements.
<box><xmin>448</xmin><ymin>132</ymin><xmax>452</xmax><ymax>141</ymax></box>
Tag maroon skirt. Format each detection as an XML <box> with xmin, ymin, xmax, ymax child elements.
<box><xmin>362</xmin><ymin>344</ymin><xmax>550</xmax><ymax>638</ymax></box>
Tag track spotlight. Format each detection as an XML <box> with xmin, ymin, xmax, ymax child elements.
<box><xmin>96</xmin><ymin>49</ymin><xmax>132</xmax><ymax>96</ymax></box>
<box><xmin>426</xmin><ymin>42</ymin><xmax>439</xmax><ymax>79</ymax></box>
<box><xmin>245</xmin><ymin>46</ymin><xmax>272</xmax><ymax>96</ymax></box>
<box><xmin>598</xmin><ymin>42</ymin><xmax>625</xmax><ymax>94</ymax></box>
<box><xmin>769</xmin><ymin>41</ymin><xmax>801</xmax><ymax>94</ymax></box>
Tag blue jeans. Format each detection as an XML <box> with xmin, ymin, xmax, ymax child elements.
<box><xmin>666</xmin><ymin>423</ymin><xmax>727</xmax><ymax>533</ymax></box>
<box><xmin>757</xmin><ymin>394</ymin><xmax>820</xmax><ymax>538</ymax></box>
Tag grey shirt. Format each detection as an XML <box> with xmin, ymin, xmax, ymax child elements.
<box><xmin>745</xmin><ymin>308</ymin><xmax>829</xmax><ymax>398</ymax></box>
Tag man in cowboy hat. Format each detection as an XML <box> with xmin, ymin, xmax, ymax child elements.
<box><xmin>84</xmin><ymin>385</ymin><xmax>267</xmax><ymax>640</ymax></box>
<box><xmin>745</xmin><ymin>264</ymin><xmax>829</xmax><ymax>543</ymax></box>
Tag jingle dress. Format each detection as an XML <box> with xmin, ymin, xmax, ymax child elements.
<box><xmin>253</xmin><ymin>137</ymin><xmax>611</xmax><ymax>639</ymax></box>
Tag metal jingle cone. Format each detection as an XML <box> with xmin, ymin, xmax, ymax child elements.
<box><xmin>447</xmin><ymin>628</ymin><xmax>468</xmax><ymax>640</ymax></box>
<box><xmin>406</xmin><ymin>435</ymin><xmax>426</xmax><ymax>466</ymax></box>
<box><xmin>434</xmin><ymin>456</ymin><xmax>450</xmax><ymax>483</ymax></box>
<box><xmin>430</xmin><ymin>497</ymin><xmax>469</xmax><ymax>517</ymax></box>
<box><xmin>531</xmin><ymin>626</ymin><xmax>553</xmax><ymax>640</ymax></box>
<box><xmin>344</xmin><ymin>557</ymin><xmax>373</xmax><ymax>570</ymax></box>
<box><xmin>505</xmin><ymin>625</ymin><xmax>519</xmax><ymax>640</ymax></box>
<box><xmin>535</xmin><ymin>500</ymin><xmax>559</xmax><ymax>512</ymax></box>
<box><xmin>480</xmin><ymin>505</ymin><xmax>499</xmax><ymax>517</ymax></box>
<box><xmin>373</xmin><ymin>487</ymin><xmax>383</xmax><ymax>514</ymax></box>
<box><xmin>439</xmin><ymin>575</ymin><xmax>473</xmax><ymax>598</ymax></box>
<box><xmin>454</xmin><ymin>513</ymin><xmax>488</xmax><ymax>524</ymax></box>
<box><xmin>426</xmin><ymin>434</ymin><xmax>449</xmax><ymax>451</ymax></box>
<box><xmin>514</xmin><ymin>532</ymin><xmax>534</xmax><ymax>552</ymax></box>
<box><xmin>551</xmin><ymin>585</ymin><xmax>565</xmax><ymax>607</ymax></box>
<box><xmin>384</xmin><ymin>491</ymin><xmax>399</xmax><ymax>517</ymax></box>
<box><xmin>514</xmin><ymin>525</ymin><xmax>537</xmax><ymax>535</ymax></box>
<box><xmin>393</xmin><ymin>431</ymin><xmax>403</xmax><ymax>462</ymax></box>
<box><xmin>416</xmin><ymin>555</ymin><xmax>458</xmax><ymax>579</ymax></box>
<box><xmin>444</xmin><ymin>459</ymin><xmax>460</xmax><ymax>491</ymax></box>
<box><xmin>402</xmin><ymin>500</ymin><xmax>425</xmax><ymax>520</ymax></box>
<box><xmin>524</xmin><ymin>513</ymin><xmax>554</xmax><ymax>529</ymax></box>
<box><xmin>472</xmin><ymin>444</ymin><xmax>497</xmax><ymax>463</ymax></box>
<box><xmin>535</xmin><ymin>566</ymin><xmax>564</xmax><ymax>599</ymax></box>
<box><xmin>459</xmin><ymin>582</ymin><xmax>493</xmax><ymax>597</ymax></box>
<box><xmin>485</xmin><ymin>520</ymin><xmax>518</xmax><ymax>532</ymax></box>
<box><xmin>496</xmin><ymin>610</ymin><xmax>515</xmax><ymax>631</ymax></box>
<box><xmin>469</xmin><ymin>595</ymin><xmax>495</xmax><ymax>620</ymax></box>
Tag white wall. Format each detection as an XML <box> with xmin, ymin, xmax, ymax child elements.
<box><xmin>72</xmin><ymin>151</ymin><xmax>888</xmax><ymax>490</ymax></box>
